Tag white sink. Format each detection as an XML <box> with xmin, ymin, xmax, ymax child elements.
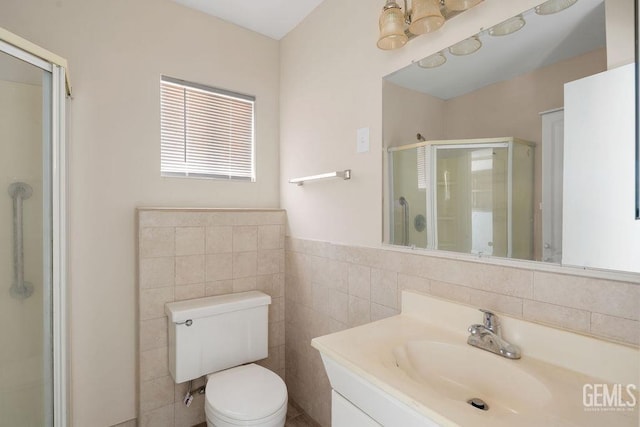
<box><xmin>312</xmin><ymin>291</ymin><xmax>639</xmax><ymax>427</ymax></box>
<box><xmin>393</xmin><ymin>340</ymin><xmax>551</xmax><ymax>414</ymax></box>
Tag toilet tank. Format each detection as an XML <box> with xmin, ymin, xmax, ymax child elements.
<box><xmin>165</xmin><ymin>291</ymin><xmax>271</xmax><ymax>383</ymax></box>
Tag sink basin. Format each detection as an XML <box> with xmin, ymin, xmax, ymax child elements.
<box><xmin>312</xmin><ymin>291</ymin><xmax>640</xmax><ymax>427</ymax></box>
<box><xmin>393</xmin><ymin>340</ymin><xmax>552</xmax><ymax>414</ymax></box>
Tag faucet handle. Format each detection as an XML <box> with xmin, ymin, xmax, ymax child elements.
<box><xmin>467</xmin><ymin>324</ymin><xmax>483</xmax><ymax>335</ymax></box>
<box><xmin>479</xmin><ymin>309</ymin><xmax>499</xmax><ymax>333</ymax></box>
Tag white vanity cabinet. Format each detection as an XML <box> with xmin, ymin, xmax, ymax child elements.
<box><xmin>321</xmin><ymin>354</ymin><xmax>441</xmax><ymax>427</ymax></box>
<box><xmin>332</xmin><ymin>391</ymin><xmax>380</xmax><ymax>427</ymax></box>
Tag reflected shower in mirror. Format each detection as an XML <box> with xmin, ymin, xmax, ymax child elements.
<box><xmin>389</xmin><ymin>137</ymin><xmax>535</xmax><ymax>260</ymax></box>
<box><xmin>383</xmin><ymin>0</ymin><xmax>609</xmax><ymax>263</ymax></box>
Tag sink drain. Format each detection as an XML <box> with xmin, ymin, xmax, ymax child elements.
<box><xmin>467</xmin><ymin>398</ymin><xmax>489</xmax><ymax>411</ymax></box>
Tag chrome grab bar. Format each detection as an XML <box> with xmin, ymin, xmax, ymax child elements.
<box><xmin>8</xmin><ymin>182</ymin><xmax>33</xmax><ymax>299</ymax></box>
<box><xmin>399</xmin><ymin>196</ymin><xmax>409</xmax><ymax>246</ymax></box>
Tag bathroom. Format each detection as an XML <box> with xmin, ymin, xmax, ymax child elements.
<box><xmin>0</xmin><ymin>0</ymin><xmax>638</xmax><ymax>426</ymax></box>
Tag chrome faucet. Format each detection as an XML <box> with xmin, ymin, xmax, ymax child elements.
<box><xmin>467</xmin><ymin>309</ymin><xmax>521</xmax><ymax>359</ymax></box>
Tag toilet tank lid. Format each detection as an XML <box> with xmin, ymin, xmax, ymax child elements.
<box><xmin>165</xmin><ymin>291</ymin><xmax>271</xmax><ymax>323</ymax></box>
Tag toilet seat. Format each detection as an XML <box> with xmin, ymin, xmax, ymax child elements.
<box><xmin>206</xmin><ymin>401</ymin><xmax>287</xmax><ymax>427</ymax></box>
<box><xmin>205</xmin><ymin>364</ymin><xmax>287</xmax><ymax>425</ymax></box>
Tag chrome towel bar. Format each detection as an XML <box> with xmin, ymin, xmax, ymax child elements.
<box><xmin>288</xmin><ymin>170</ymin><xmax>351</xmax><ymax>186</ymax></box>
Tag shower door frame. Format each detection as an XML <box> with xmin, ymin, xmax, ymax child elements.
<box><xmin>429</xmin><ymin>141</ymin><xmax>512</xmax><ymax>257</ymax></box>
<box><xmin>387</xmin><ymin>140</ymin><xmax>430</xmax><ymax>247</ymax></box>
<box><xmin>0</xmin><ymin>32</ymin><xmax>68</xmax><ymax>427</ymax></box>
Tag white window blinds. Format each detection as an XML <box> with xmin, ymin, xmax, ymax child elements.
<box><xmin>160</xmin><ymin>76</ymin><xmax>255</xmax><ymax>181</ymax></box>
<box><xmin>417</xmin><ymin>145</ymin><xmax>427</xmax><ymax>190</ymax></box>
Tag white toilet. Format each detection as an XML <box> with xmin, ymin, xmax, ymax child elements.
<box><xmin>165</xmin><ymin>291</ymin><xmax>287</xmax><ymax>427</ymax></box>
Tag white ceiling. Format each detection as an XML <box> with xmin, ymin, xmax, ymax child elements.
<box><xmin>385</xmin><ymin>0</ymin><xmax>606</xmax><ymax>100</ymax></box>
<box><xmin>172</xmin><ymin>0</ymin><xmax>326</xmax><ymax>40</ymax></box>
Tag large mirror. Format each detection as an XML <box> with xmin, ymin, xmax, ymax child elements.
<box><xmin>383</xmin><ymin>0</ymin><xmax>640</xmax><ymax>273</ymax></box>
<box><xmin>637</xmin><ymin>0</ymin><xmax>640</xmax><ymax>221</ymax></box>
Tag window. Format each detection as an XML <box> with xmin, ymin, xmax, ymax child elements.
<box><xmin>417</xmin><ymin>145</ymin><xmax>427</xmax><ymax>190</ymax></box>
<box><xmin>160</xmin><ymin>76</ymin><xmax>255</xmax><ymax>181</ymax></box>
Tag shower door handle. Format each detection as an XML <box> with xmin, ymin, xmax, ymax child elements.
<box><xmin>399</xmin><ymin>196</ymin><xmax>409</xmax><ymax>246</ymax></box>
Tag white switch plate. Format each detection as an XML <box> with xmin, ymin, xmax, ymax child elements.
<box><xmin>357</xmin><ymin>127</ymin><xmax>370</xmax><ymax>153</ymax></box>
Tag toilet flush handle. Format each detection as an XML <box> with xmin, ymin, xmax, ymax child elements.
<box><xmin>176</xmin><ymin>319</ymin><xmax>193</xmax><ymax>327</ymax></box>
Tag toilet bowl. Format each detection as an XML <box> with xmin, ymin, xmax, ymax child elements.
<box><xmin>165</xmin><ymin>292</ymin><xmax>287</xmax><ymax>426</ymax></box>
<box><xmin>205</xmin><ymin>364</ymin><xmax>287</xmax><ymax>427</ymax></box>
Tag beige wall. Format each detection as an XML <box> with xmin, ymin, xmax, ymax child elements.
<box><xmin>383</xmin><ymin>81</ymin><xmax>445</xmax><ymax>146</ymax></box>
<box><xmin>1</xmin><ymin>1</ymin><xmax>280</xmax><ymax>425</ymax></box>
<box><xmin>442</xmin><ymin>49</ymin><xmax>607</xmax><ymax>142</ymax></box>
<box><xmin>137</xmin><ymin>209</ymin><xmax>285</xmax><ymax>427</ymax></box>
<box><xmin>605</xmin><ymin>0</ymin><xmax>636</xmax><ymax>68</ymax></box>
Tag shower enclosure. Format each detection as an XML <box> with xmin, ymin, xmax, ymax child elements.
<box><xmin>388</xmin><ymin>137</ymin><xmax>535</xmax><ymax>260</ymax></box>
<box><xmin>0</xmin><ymin>28</ymin><xmax>68</xmax><ymax>426</ymax></box>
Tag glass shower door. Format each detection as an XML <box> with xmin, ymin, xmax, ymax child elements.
<box><xmin>0</xmin><ymin>49</ymin><xmax>53</xmax><ymax>427</ymax></box>
<box><xmin>433</xmin><ymin>144</ymin><xmax>509</xmax><ymax>256</ymax></box>
<box><xmin>389</xmin><ymin>147</ymin><xmax>428</xmax><ymax>247</ymax></box>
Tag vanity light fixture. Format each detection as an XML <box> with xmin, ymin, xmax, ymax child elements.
<box><xmin>445</xmin><ymin>0</ymin><xmax>482</xmax><ymax>11</ymax></box>
<box><xmin>377</xmin><ymin>1</ymin><xmax>409</xmax><ymax>50</ymax></box>
<box><xmin>377</xmin><ymin>0</ymin><xmax>484</xmax><ymax>50</ymax></box>
<box><xmin>448</xmin><ymin>36</ymin><xmax>482</xmax><ymax>55</ymax></box>
<box><xmin>409</xmin><ymin>0</ymin><xmax>445</xmax><ymax>35</ymax></box>
<box><xmin>535</xmin><ymin>0</ymin><xmax>577</xmax><ymax>15</ymax></box>
<box><xmin>417</xmin><ymin>51</ymin><xmax>447</xmax><ymax>68</ymax></box>
<box><xmin>488</xmin><ymin>14</ymin><xmax>526</xmax><ymax>36</ymax></box>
